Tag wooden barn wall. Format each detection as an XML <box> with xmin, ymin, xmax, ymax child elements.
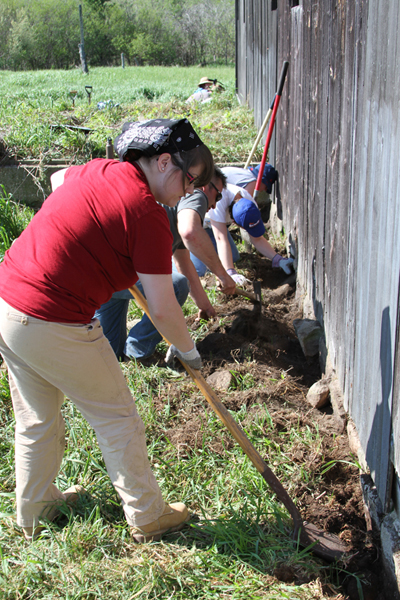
<box><xmin>236</xmin><ymin>0</ymin><xmax>400</xmax><ymax>510</ymax></box>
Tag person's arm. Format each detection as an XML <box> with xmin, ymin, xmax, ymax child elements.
<box><xmin>210</xmin><ymin>219</ymin><xmax>235</xmax><ymax>270</ymax></box>
<box><xmin>137</xmin><ymin>272</ymin><xmax>194</xmax><ymax>352</ymax></box>
<box><xmin>211</xmin><ymin>219</ymin><xmax>250</xmax><ymax>286</ymax></box>
<box><xmin>173</xmin><ymin>248</ymin><xmax>216</xmax><ymax>320</ymax></box>
<box><xmin>248</xmin><ymin>234</ymin><xmax>277</xmax><ymax>260</ymax></box>
<box><xmin>177</xmin><ymin>208</ymin><xmax>236</xmax><ymax>295</ymax></box>
<box><xmin>50</xmin><ymin>167</ymin><xmax>70</xmax><ymax>192</ymax></box>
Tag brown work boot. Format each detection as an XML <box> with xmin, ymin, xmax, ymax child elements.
<box><xmin>41</xmin><ymin>485</ymin><xmax>86</xmax><ymax>521</ymax></box>
<box><xmin>130</xmin><ymin>502</ymin><xmax>189</xmax><ymax>543</ymax></box>
<box><xmin>22</xmin><ymin>524</ymin><xmax>46</xmax><ymax>542</ymax></box>
<box><xmin>23</xmin><ymin>485</ymin><xmax>87</xmax><ymax>541</ymax></box>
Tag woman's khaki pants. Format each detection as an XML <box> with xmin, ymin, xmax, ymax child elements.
<box><xmin>0</xmin><ymin>297</ymin><xmax>165</xmax><ymax>529</ymax></box>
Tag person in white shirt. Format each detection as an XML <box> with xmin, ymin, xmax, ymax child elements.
<box><xmin>186</xmin><ymin>77</ymin><xmax>214</xmax><ymax>104</ymax></box>
<box><xmin>222</xmin><ymin>162</ymin><xmax>278</xmax><ymax>197</ymax></box>
<box><xmin>190</xmin><ymin>179</ymin><xmax>293</xmax><ymax>285</ymax></box>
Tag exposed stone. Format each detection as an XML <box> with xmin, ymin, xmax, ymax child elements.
<box><xmin>360</xmin><ymin>475</ymin><xmax>400</xmax><ymax>598</ymax></box>
<box><xmin>267</xmin><ymin>283</ymin><xmax>291</xmax><ymax>305</ymax></box>
<box><xmin>380</xmin><ymin>511</ymin><xmax>400</xmax><ymax>599</ymax></box>
<box><xmin>293</xmin><ymin>318</ymin><xmax>324</xmax><ymax>357</ymax></box>
<box><xmin>361</xmin><ymin>474</ymin><xmax>385</xmax><ymax>532</ymax></box>
<box><xmin>0</xmin><ymin>159</ymin><xmax>70</xmax><ymax>207</ymax></box>
<box><xmin>328</xmin><ymin>375</ymin><xmax>347</xmax><ymax>422</ymax></box>
<box><xmin>312</xmin><ymin>412</ymin><xmax>347</xmax><ymax>435</ymax></box>
<box><xmin>306</xmin><ymin>378</ymin><xmax>330</xmax><ymax>408</ymax></box>
<box><xmin>206</xmin><ymin>370</ymin><xmax>232</xmax><ymax>390</ymax></box>
<box><xmin>347</xmin><ymin>419</ymin><xmax>368</xmax><ymax>472</ymax></box>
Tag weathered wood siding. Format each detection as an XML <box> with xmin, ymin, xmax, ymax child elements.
<box><xmin>236</xmin><ymin>0</ymin><xmax>400</xmax><ymax>510</ymax></box>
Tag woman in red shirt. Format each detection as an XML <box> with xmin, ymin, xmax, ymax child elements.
<box><xmin>0</xmin><ymin>118</ymin><xmax>213</xmax><ymax>543</ymax></box>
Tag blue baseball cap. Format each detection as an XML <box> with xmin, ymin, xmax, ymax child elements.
<box><xmin>231</xmin><ymin>199</ymin><xmax>265</xmax><ymax>238</ymax></box>
<box><xmin>248</xmin><ymin>163</ymin><xmax>278</xmax><ymax>194</ymax></box>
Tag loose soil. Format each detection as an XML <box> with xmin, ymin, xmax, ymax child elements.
<box><xmin>146</xmin><ymin>242</ymin><xmax>385</xmax><ymax>600</ymax></box>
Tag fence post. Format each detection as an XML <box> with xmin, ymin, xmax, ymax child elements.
<box><xmin>78</xmin><ymin>5</ymin><xmax>89</xmax><ymax>74</ymax></box>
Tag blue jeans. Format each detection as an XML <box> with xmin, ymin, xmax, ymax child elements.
<box><xmin>94</xmin><ymin>273</ymin><xmax>189</xmax><ymax>360</ymax></box>
<box><xmin>189</xmin><ymin>227</ymin><xmax>241</xmax><ymax>277</ymax></box>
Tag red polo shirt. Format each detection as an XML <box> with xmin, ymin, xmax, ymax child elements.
<box><xmin>0</xmin><ymin>159</ymin><xmax>173</xmax><ymax>323</ymax></box>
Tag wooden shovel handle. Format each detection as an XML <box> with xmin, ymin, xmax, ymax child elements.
<box><xmin>234</xmin><ymin>286</ymin><xmax>259</xmax><ymax>302</ymax></box>
<box><xmin>128</xmin><ymin>285</ymin><xmax>303</xmax><ymax>534</ymax></box>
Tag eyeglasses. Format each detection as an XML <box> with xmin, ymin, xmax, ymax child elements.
<box><xmin>209</xmin><ymin>181</ymin><xmax>222</xmax><ymax>202</ymax></box>
<box><xmin>186</xmin><ymin>170</ymin><xmax>196</xmax><ymax>184</ymax></box>
<box><xmin>169</xmin><ymin>154</ymin><xmax>197</xmax><ymax>185</ymax></box>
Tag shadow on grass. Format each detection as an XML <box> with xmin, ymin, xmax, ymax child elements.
<box><xmin>169</xmin><ymin>509</ymin><xmax>316</xmax><ymax>573</ymax></box>
<box><xmin>34</xmin><ymin>487</ymin><xmax>318</xmax><ymax>571</ymax></box>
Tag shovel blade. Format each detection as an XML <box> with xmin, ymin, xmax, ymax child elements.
<box><xmin>299</xmin><ymin>522</ymin><xmax>349</xmax><ymax>561</ymax></box>
<box><xmin>253</xmin><ymin>281</ymin><xmax>262</xmax><ymax>304</ymax></box>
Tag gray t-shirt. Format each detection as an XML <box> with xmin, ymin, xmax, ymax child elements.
<box><xmin>221</xmin><ymin>166</ymin><xmax>256</xmax><ymax>189</ymax></box>
<box><xmin>163</xmin><ymin>190</ymin><xmax>208</xmax><ymax>253</ymax></box>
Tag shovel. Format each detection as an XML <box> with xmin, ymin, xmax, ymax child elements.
<box><xmin>128</xmin><ymin>285</ymin><xmax>349</xmax><ymax>561</ymax></box>
<box><xmin>234</xmin><ymin>280</ymin><xmax>262</xmax><ymax>304</ymax></box>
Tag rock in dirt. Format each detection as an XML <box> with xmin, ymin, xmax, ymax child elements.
<box><xmin>347</xmin><ymin>419</ymin><xmax>368</xmax><ymax>472</ymax></box>
<box><xmin>306</xmin><ymin>378</ymin><xmax>330</xmax><ymax>408</ymax></box>
<box><xmin>328</xmin><ymin>375</ymin><xmax>347</xmax><ymax>422</ymax></box>
<box><xmin>293</xmin><ymin>318</ymin><xmax>324</xmax><ymax>357</ymax></box>
<box><xmin>206</xmin><ymin>370</ymin><xmax>233</xmax><ymax>390</ymax></box>
<box><xmin>266</xmin><ymin>283</ymin><xmax>291</xmax><ymax>305</ymax></box>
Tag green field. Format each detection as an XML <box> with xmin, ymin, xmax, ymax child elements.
<box><xmin>0</xmin><ymin>66</ymin><xmax>260</xmax><ymax>166</ymax></box>
<box><xmin>0</xmin><ymin>66</ymin><xmax>235</xmax><ymax>104</ymax></box>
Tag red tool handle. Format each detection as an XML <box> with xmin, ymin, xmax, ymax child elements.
<box><xmin>254</xmin><ymin>61</ymin><xmax>289</xmax><ymax>199</ymax></box>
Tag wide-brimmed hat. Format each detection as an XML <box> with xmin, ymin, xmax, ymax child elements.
<box><xmin>232</xmin><ymin>198</ymin><xmax>265</xmax><ymax>238</ymax></box>
<box><xmin>248</xmin><ymin>163</ymin><xmax>278</xmax><ymax>194</ymax></box>
<box><xmin>198</xmin><ymin>77</ymin><xmax>214</xmax><ymax>88</ymax></box>
<box><xmin>114</xmin><ymin>118</ymin><xmax>203</xmax><ymax>161</ymax></box>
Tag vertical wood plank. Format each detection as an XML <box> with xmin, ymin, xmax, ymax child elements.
<box><xmin>236</xmin><ymin>0</ymin><xmax>400</xmax><ymax>509</ymax></box>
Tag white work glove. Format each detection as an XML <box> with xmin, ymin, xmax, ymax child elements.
<box><xmin>272</xmin><ymin>254</ymin><xmax>294</xmax><ymax>275</ymax></box>
<box><xmin>165</xmin><ymin>342</ymin><xmax>202</xmax><ymax>370</ymax></box>
<box><xmin>226</xmin><ymin>268</ymin><xmax>250</xmax><ymax>287</ymax></box>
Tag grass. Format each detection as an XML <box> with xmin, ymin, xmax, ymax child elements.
<box><xmin>0</xmin><ymin>300</ymin><xmax>347</xmax><ymax>599</ymax></box>
<box><xmin>0</xmin><ymin>66</ymin><xmax>235</xmax><ymax>105</ymax></box>
<box><xmin>0</xmin><ymin>185</ymin><xmax>35</xmax><ymax>261</ymax></box>
<box><xmin>0</xmin><ymin>66</ymin><xmax>261</xmax><ymax>166</ymax></box>
<box><xmin>0</xmin><ymin>287</ymin><xmax>345</xmax><ymax>597</ymax></box>
<box><xmin>0</xmin><ymin>366</ymin><xmax>338</xmax><ymax>600</ymax></box>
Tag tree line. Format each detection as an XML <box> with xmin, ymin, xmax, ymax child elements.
<box><xmin>0</xmin><ymin>0</ymin><xmax>235</xmax><ymax>70</ymax></box>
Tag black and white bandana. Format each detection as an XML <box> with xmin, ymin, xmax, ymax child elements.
<box><xmin>114</xmin><ymin>118</ymin><xmax>203</xmax><ymax>160</ymax></box>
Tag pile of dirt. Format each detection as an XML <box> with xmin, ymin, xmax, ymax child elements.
<box><xmin>147</xmin><ymin>247</ymin><xmax>385</xmax><ymax>599</ymax></box>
